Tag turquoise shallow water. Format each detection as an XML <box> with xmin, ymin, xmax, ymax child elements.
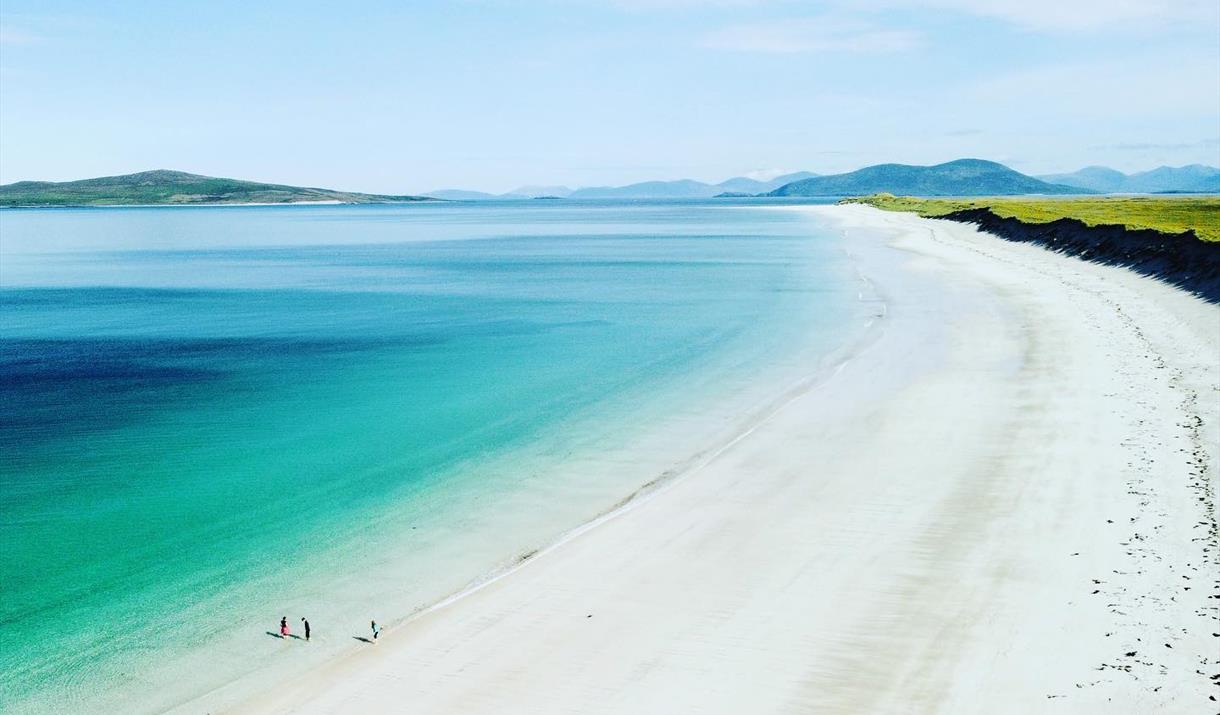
<box><xmin>0</xmin><ymin>200</ymin><xmax>860</xmax><ymax>712</ymax></box>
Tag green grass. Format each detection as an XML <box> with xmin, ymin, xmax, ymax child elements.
<box><xmin>842</xmin><ymin>193</ymin><xmax>1220</xmax><ymax>242</ymax></box>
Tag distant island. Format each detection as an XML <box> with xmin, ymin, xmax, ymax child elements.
<box><xmin>766</xmin><ymin>159</ymin><xmax>1083</xmax><ymax>197</ymax></box>
<box><xmin>0</xmin><ymin>170</ymin><xmax>434</xmax><ymax>207</ymax></box>
<box><xmin>1036</xmin><ymin>164</ymin><xmax>1220</xmax><ymax>194</ymax></box>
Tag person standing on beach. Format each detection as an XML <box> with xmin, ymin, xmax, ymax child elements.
<box><xmin>370</xmin><ymin>620</ymin><xmax>380</xmax><ymax>643</ymax></box>
<box><xmin>301</xmin><ymin>617</ymin><xmax>311</xmax><ymax>642</ymax></box>
<box><xmin>280</xmin><ymin>616</ymin><xmax>290</xmax><ymax>638</ymax></box>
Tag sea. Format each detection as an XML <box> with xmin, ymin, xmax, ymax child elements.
<box><xmin>0</xmin><ymin>198</ymin><xmax>867</xmax><ymax>713</ymax></box>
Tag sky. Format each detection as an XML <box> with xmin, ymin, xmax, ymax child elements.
<box><xmin>1</xmin><ymin>1</ymin><xmax>1217</xmax><ymax>193</ymax></box>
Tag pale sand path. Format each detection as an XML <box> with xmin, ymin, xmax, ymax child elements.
<box><xmin>224</xmin><ymin>205</ymin><xmax>1218</xmax><ymax>714</ymax></box>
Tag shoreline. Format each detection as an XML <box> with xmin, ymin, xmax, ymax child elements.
<box><xmin>145</xmin><ymin>212</ymin><xmax>888</xmax><ymax>715</ymax></box>
<box><xmin>224</xmin><ymin>204</ymin><xmax>1217</xmax><ymax>714</ymax></box>
<box><xmin>3</xmin><ymin>204</ymin><xmax>877</xmax><ymax>715</ymax></box>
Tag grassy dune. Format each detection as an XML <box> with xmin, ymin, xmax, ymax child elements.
<box><xmin>843</xmin><ymin>194</ymin><xmax>1220</xmax><ymax>242</ymax></box>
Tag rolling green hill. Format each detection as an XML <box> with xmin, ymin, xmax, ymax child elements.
<box><xmin>768</xmin><ymin>159</ymin><xmax>1084</xmax><ymax>197</ymax></box>
<box><xmin>0</xmin><ymin>170</ymin><xmax>433</xmax><ymax>207</ymax></box>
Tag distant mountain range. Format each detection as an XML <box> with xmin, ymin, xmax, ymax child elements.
<box><xmin>567</xmin><ymin>172</ymin><xmax>817</xmax><ymax>199</ymax></box>
<box><xmin>1036</xmin><ymin>165</ymin><xmax>1220</xmax><ymax>194</ymax></box>
<box><xmin>427</xmin><ymin>171</ymin><xmax>817</xmax><ymax>201</ymax></box>
<box><xmin>511</xmin><ymin>185</ymin><xmax>575</xmax><ymax>198</ymax></box>
<box><xmin>427</xmin><ymin>185</ymin><xmax>578</xmax><ymax>200</ymax></box>
<box><xmin>433</xmin><ymin>160</ymin><xmax>1171</xmax><ymax>200</ymax></box>
<box><xmin>767</xmin><ymin>159</ymin><xmax>1082</xmax><ymax>197</ymax></box>
<box><xmin>426</xmin><ymin>189</ymin><xmax>508</xmax><ymax>201</ymax></box>
<box><xmin>452</xmin><ymin>161</ymin><xmax>1220</xmax><ymax>200</ymax></box>
<box><xmin>6</xmin><ymin>161</ymin><xmax>1216</xmax><ymax>208</ymax></box>
<box><xmin>0</xmin><ymin>170</ymin><xmax>433</xmax><ymax>207</ymax></box>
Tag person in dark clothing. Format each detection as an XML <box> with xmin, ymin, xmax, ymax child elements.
<box><xmin>301</xmin><ymin>617</ymin><xmax>311</xmax><ymax>641</ymax></box>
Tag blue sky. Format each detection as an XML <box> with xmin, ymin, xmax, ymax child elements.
<box><xmin>1</xmin><ymin>1</ymin><xmax>1217</xmax><ymax>193</ymax></box>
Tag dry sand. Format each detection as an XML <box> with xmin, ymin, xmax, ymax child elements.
<box><xmin>223</xmin><ymin>205</ymin><xmax>1218</xmax><ymax>714</ymax></box>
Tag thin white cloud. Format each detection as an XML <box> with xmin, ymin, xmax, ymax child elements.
<box><xmin>703</xmin><ymin>18</ymin><xmax>920</xmax><ymax>53</ymax></box>
<box><xmin>0</xmin><ymin>25</ymin><xmax>42</xmax><ymax>45</ymax></box>
<box><xmin>969</xmin><ymin>53</ymin><xmax>1219</xmax><ymax>118</ymax></box>
<box><xmin>867</xmin><ymin>0</ymin><xmax>1218</xmax><ymax>32</ymax></box>
<box><xmin>1097</xmin><ymin>138</ymin><xmax>1220</xmax><ymax>151</ymax></box>
<box><xmin>612</xmin><ymin>0</ymin><xmax>768</xmax><ymax>7</ymax></box>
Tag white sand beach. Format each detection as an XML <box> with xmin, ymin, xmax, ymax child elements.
<box><xmin>222</xmin><ymin>205</ymin><xmax>1218</xmax><ymax>714</ymax></box>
